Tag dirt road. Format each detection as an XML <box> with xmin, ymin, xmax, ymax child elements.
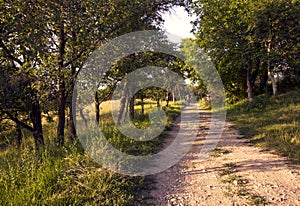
<box><xmin>149</xmin><ymin>106</ymin><xmax>300</xmax><ymax>206</ymax></box>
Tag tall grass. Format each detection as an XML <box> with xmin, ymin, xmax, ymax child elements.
<box><xmin>0</xmin><ymin>141</ymin><xmax>144</xmax><ymax>205</ymax></box>
<box><xmin>227</xmin><ymin>89</ymin><xmax>300</xmax><ymax>163</ymax></box>
<box><xmin>0</xmin><ymin>100</ymin><xmax>182</xmax><ymax>205</ymax></box>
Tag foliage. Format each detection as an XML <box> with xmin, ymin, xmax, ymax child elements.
<box><xmin>0</xmin><ymin>0</ymin><xmax>190</xmax><ymax>146</ymax></box>
<box><xmin>191</xmin><ymin>0</ymin><xmax>300</xmax><ymax>102</ymax></box>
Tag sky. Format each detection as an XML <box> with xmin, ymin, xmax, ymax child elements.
<box><xmin>162</xmin><ymin>6</ymin><xmax>196</xmax><ymax>42</ymax></box>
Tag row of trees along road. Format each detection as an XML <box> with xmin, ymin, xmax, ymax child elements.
<box><xmin>190</xmin><ymin>0</ymin><xmax>300</xmax><ymax>102</ymax></box>
<box><xmin>2</xmin><ymin>0</ymin><xmax>300</xmax><ymax>149</ymax></box>
<box><xmin>94</xmin><ymin>51</ymin><xmax>186</xmax><ymax>125</ymax></box>
<box><xmin>0</xmin><ymin>0</ymin><xmax>191</xmax><ymax>149</ymax></box>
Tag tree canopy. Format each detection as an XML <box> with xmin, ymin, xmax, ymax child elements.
<box><xmin>0</xmin><ymin>0</ymin><xmax>190</xmax><ymax>148</ymax></box>
<box><xmin>191</xmin><ymin>0</ymin><xmax>300</xmax><ymax>102</ymax></box>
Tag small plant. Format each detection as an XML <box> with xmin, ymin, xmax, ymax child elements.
<box><xmin>223</xmin><ymin>162</ymin><xmax>239</xmax><ymax>169</ymax></box>
<box><xmin>210</xmin><ymin>148</ymin><xmax>232</xmax><ymax>157</ymax></box>
<box><xmin>219</xmin><ymin>169</ymin><xmax>235</xmax><ymax>176</ymax></box>
<box><xmin>218</xmin><ymin>162</ymin><xmax>267</xmax><ymax>205</ymax></box>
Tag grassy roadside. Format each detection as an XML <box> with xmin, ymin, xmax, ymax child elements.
<box><xmin>226</xmin><ymin>89</ymin><xmax>300</xmax><ymax>164</ymax></box>
<box><xmin>0</xmin><ymin>101</ymin><xmax>182</xmax><ymax>205</ymax></box>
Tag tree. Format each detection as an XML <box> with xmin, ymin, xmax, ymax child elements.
<box><xmin>0</xmin><ymin>66</ymin><xmax>44</xmax><ymax>149</ymax></box>
<box><xmin>252</xmin><ymin>0</ymin><xmax>300</xmax><ymax>97</ymax></box>
<box><xmin>0</xmin><ymin>0</ymin><xmax>48</xmax><ymax>149</ymax></box>
<box><xmin>45</xmin><ymin>0</ymin><xmax>191</xmax><ymax>144</ymax></box>
<box><xmin>191</xmin><ymin>0</ymin><xmax>257</xmax><ymax>102</ymax></box>
<box><xmin>96</xmin><ymin>46</ymin><xmax>186</xmax><ymax>124</ymax></box>
<box><xmin>1</xmin><ymin>0</ymin><xmax>191</xmax><ymax>147</ymax></box>
<box><xmin>190</xmin><ymin>0</ymin><xmax>300</xmax><ymax>102</ymax></box>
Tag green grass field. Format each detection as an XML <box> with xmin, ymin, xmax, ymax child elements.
<box><xmin>227</xmin><ymin>89</ymin><xmax>300</xmax><ymax>163</ymax></box>
<box><xmin>0</xmin><ymin>100</ymin><xmax>182</xmax><ymax>205</ymax></box>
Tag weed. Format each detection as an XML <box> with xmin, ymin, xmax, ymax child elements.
<box><xmin>219</xmin><ymin>169</ymin><xmax>235</xmax><ymax>176</ymax></box>
<box><xmin>223</xmin><ymin>162</ymin><xmax>239</xmax><ymax>169</ymax></box>
<box><xmin>210</xmin><ymin>148</ymin><xmax>232</xmax><ymax>157</ymax></box>
<box><xmin>218</xmin><ymin>162</ymin><xmax>267</xmax><ymax>205</ymax></box>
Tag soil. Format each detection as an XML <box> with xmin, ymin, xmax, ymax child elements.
<box><xmin>148</xmin><ymin>106</ymin><xmax>300</xmax><ymax>206</ymax></box>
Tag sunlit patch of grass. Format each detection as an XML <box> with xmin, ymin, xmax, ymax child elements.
<box><xmin>97</xmin><ymin>101</ymin><xmax>182</xmax><ymax>156</ymax></box>
<box><xmin>199</xmin><ymin>98</ymin><xmax>211</xmax><ymax>109</ymax></box>
<box><xmin>227</xmin><ymin>89</ymin><xmax>300</xmax><ymax>163</ymax></box>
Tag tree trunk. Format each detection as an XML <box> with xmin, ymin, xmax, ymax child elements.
<box><xmin>268</xmin><ymin>68</ymin><xmax>278</xmax><ymax>98</ymax></box>
<box><xmin>30</xmin><ymin>102</ymin><xmax>44</xmax><ymax>149</ymax></box>
<box><xmin>95</xmin><ymin>91</ymin><xmax>100</xmax><ymax>124</ymax></box>
<box><xmin>68</xmin><ymin>24</ymin><xmax>79</xmax><ymax>142</ymax></box>
<box><xmin>268</xmin><ymin>61</ymin><xmax>278</xmax><ymax>98</ymax></box>
<box><xmin>156</xmin><ymin>98</ymin><xmax>160</xmax><ymax>108</ymax></box>
<box><xmin>129</xmin><ymin>96</ymin><xmax>134</xmax><ymax>119</ymax></box>
<box><xmin>172</xmin><ymin>92</ymin><xmax>175</xmax><ymax>103</ymax></box>
<box><xmin>124</xmin><ymin>98</ymin><xmax>129</xmax><ymax>122</ymax></box>
<box><xmin>117</xmin><ymin>78</ymin><xmax>128</xmax><ymax>125</ymax></box>
<box><xmin>4</xmin><ymin>110</ymin><xmax>43</xmax><ymax>149</ymax></box>
<box><xmin>259</xmin><ymin>68</ymin><xmax>268</xmax><ymax>94</ymax></box>
<box><xmin>266</xmin><ymin>38</ymin><xmax>278</xmax><ymax>98</ymax></box>
<box><xmin>79</xmin><ymin>109</ymin><xmax>88</xmax><ymax>127</ymax></box>
<box><xmin>68</xmin><ymin>80</ymin><xmax>76</xmax><ymax>142</ymax></box>
<box><xmin>267</xmin><ymin>52</ymin><xmax>278</xmax><ymax>98</ymax></box>
<box><xmin>251</xmin><ymin>57</ymin><xmax>260</xmax><ymax>87</ymax></box>
<box><xmin>57</xmin><ymin>82</ymin><xmax>66</xmax><ymax>145</ymax></box>
<box><xmin>68</xmin><ymin>103</ymin><xmax>76</xmax><ymax>142</ymax></box>
<box><xmin>141</xmin><ymin>97</ymin><xmax>144</xmax><ymax>116</ymax></box>
<box><xmin>57</xmin><ymin>19</ymin><xmax>66</xmax><ymax>146</ymax></box>
<box><xmin>177</xmin><ymin>86</ymin><xmax>182</xmax><ymax>101</ymax></box>
<box><xmin>165</xmin><ymin>92</ymin><xmax>169</xmax><ymax>107</ymax></box>
<box><xmin>247</xmin><ymin>60</ymin><xmax>254</xmax><ymax>102</ymax></box>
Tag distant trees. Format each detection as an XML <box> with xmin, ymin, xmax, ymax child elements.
<box><xmin>94</xmin><ymin>50</ymin><xmax>187</xmax><ymax>125</ymax></box>
<box><xmin>191</xmin><ymin>0</ymin><xmax>300</xmax><ymax>102</ymax></box>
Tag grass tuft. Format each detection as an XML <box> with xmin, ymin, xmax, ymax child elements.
<box><xmin>210</xmin><ymin>148</ymin><xmax>232</xmax><ymax>157</ymax></box>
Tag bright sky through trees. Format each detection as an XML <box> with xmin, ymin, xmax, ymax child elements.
<box><xmin>162</xmin><ymin>6</ymin><xmax>195</xmax><ymax>42</ymax></box>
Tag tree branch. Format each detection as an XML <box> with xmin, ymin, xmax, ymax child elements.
<box><xmin>0</xmin><ymin>40</ymin><xmax>24</xmax><ymax>66</ymax></box>
<box><xmin>96</xmin><ymin>81</ymin><xmax>119</xmax><ymax>103</ymax></box>
<box><xmin>63</xmin><ymin>49</ymin><xmax>86</xmax><ymax>68</ymax></box>
<box><xmin>3</xmin><ymin>110</ymin><xmax>34</xmax><ymax>132</ymax></box>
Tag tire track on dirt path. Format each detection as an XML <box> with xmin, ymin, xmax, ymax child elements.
<box><xmin>148</xmin><ymin>107</ymin><xmax>300</xmax><ymax>206</ymax></box>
